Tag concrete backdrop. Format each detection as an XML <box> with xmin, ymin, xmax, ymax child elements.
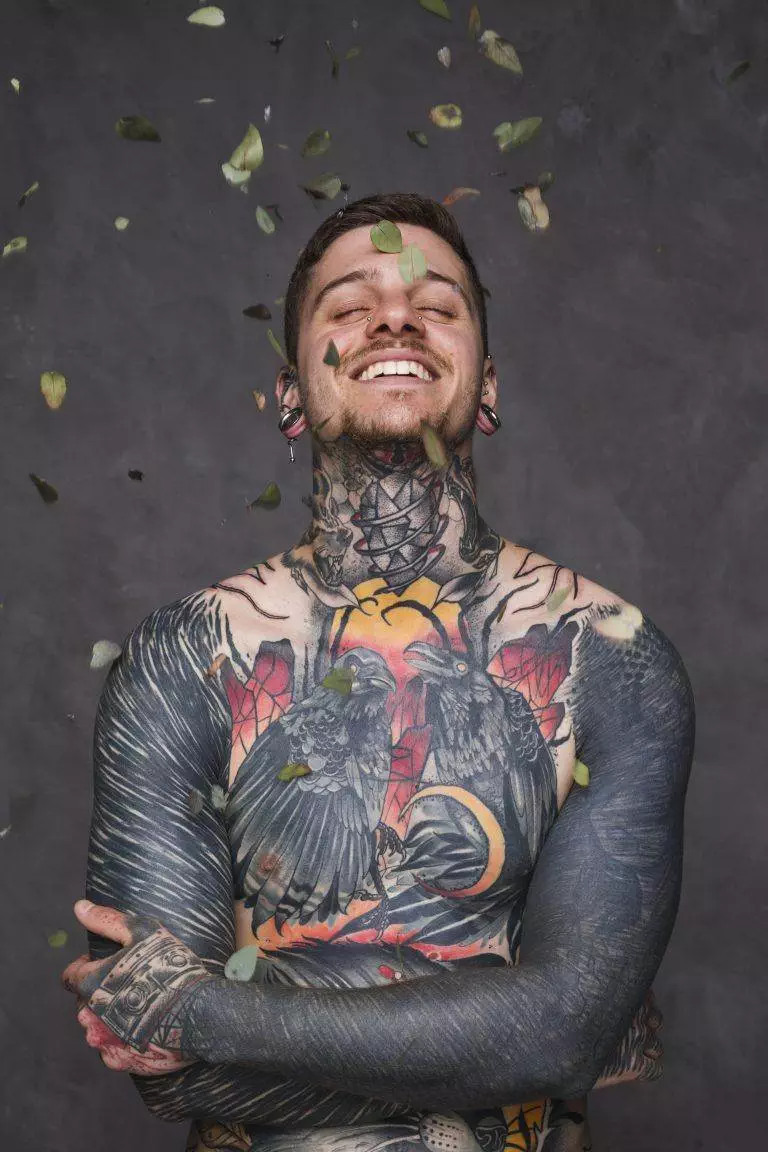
<box><xmin>1</xmin><ymin>0</ymin><xmax>765</xmax><ymax>1147</ymax></box>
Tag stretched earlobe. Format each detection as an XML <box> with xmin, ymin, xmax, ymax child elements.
<box><xmin>476</xmin><ymin>402</ymin><xmax>501</xmax><ymax>435</ymax></box>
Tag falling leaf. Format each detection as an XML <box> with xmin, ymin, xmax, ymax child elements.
<box><xmin>370</xmin><ymin>220</ymin><xmax>404</xmax><ymax>253</ymax></box>
<box><xmin>345</xmin><ymin>46</ymin><xmax>361</xmax><ymax>60</ymax></box>
<box><xmin>429</xmin><ymin>103</ymin><xmax>462</xmax><ymax>129</ymax></box>
<box><xmin>300</xmin><ymin>173</ymin><xmax>342</xmax><ymax>200</ymax></box>
<box><xmin>187</xmin><ymin>6</ymin><xmax>226</xmax><ymax>27</ymax></box>
<box><xmin>442</xmin><ymin>187</ymin><xmax>480</xmax><ymax>207</ymax></box>
<box><xmin>255</xmin><ymin>205</ymin><xmax>276</xmax><ymax>234</ymax></box>
<box><xmin>18</xmin><ymin>181</ymin><xmax>39</xmax><ymax>208</ymax></box>
<box><xmin>10</xmin><ymin>78</ymin><xmax>20</xmax><ymax>94</ymax></box>
<box><xmin>420</xmin><ymin>420</ymin><xmax>449</xmax><ymax>467</ymax></box>
<box><xmin>128</xmin><ymin>469</ymin><xmax>144</xmax><ymax>481</ymax></box>
<box><xmin>113</xmin><ymin>216</ymin><xmax>130</xmax><ymax>231</ymax></box>
<box><xmin>29</xmin><ymin>473</ymin><xmax>58</xmax><ymax>503</ymax></box>
<box><xmin>419</xmin><ymin>0</ymin><xmax>451</xmax><ymax>19</ymax></box>
<box><xmin>725</xmin><ymin>59</ymin><xmax>750</xmax><ymax>84</ymax></box>
<box><xmin>437</xmin><ymin>47</ymin><xmax>451</xmax><ymax>68</ymax></box>
<box><xmin>398</xmin><ymin>242</ymin><xmax>428</xmax><ymax>284</ymax></box>
<box><xmin>538</xmin><ymin>170</ymin><xmax>555</xmax><ymax>192</ymax></box>
<box><xmin>264</xmin><ymin>104</ymin><xmax>271</xmax><ymax>122</ymax></box>
<box><xmin>277</xmin><ymin>761</ymin><xmax>313</xmax><ymax>781</ymax></box>
<box><xmin>195</xmin><ymin>97</ymin><xmax>216</xmax><ymax>104</ymax></box>
<box><xmin>407</xmin><ymin>129</ymin><xmax>429</xmax><ymax>148</ymax></box>
<box><xmin>243</xmin><ymin>304</ymin><xmax>272</xmax><ymax>320</ymax></box>
<box><xmin>221</xmin><ymin>163</ymin><xmax>250</xmax><ymax>188</ymax></box>
<box><xmin>206</xmin><ymin>653</ymin><xmax>227</xmax><ymax>677</ymax></box>
<box><xmin>517</xmin><ymin>186</ymin><xmax>550</xmax><ymax>232</ymax></box>
<box><xmin>323</xmin><ymin>339</ymin><xmax>341</xmax><ymax>367</ymax></box>
<box><xmin>40</xmin><ymin>371</ymin><xmax>67</xmax><ymax>410</ymax></box>
<box><xmin>269</xmin><ymin>35</ymin><xmax>286</xmax><ymax>52</ymax></box>
<box><xmin>90</xmin><ymin>640</ymin><xmax>122</xmax><ymax>669</ymax></box>
<box><xmin>210</xmin><ymin>784</ymin><xmax>228</xmax><ymax>811</ymax></box>
<box><xmin>594</xmin><ymin>603</ymin><xmax>643</xmax><ymax>641</ymax></box>
<box><xmin>187</xmin><ymin>789</ymin><xmax>204</xmax><ymax>815</ymax></box>
<box><xmin>573</xmin><ymin>759</ymin><xmax>590</xmax><ymax>786</ymax></box>
<box><xmin>225</xmin><ymin>944</ymin><xmax>263</xmax><ymax>981</ymax></box>
<box><xmin>228</xmin><ymin>124</ymin><xmax>264</xmax><ymax>174</ymax></box>
<box><xmin>266</xmin><ymin>328</ymin><xmax>286</xmax><ymax>360</ymax></box>
<box><xmin>546</xmin><ymin>587</ymin><xmax>569</xmax><ymax>613</ymax></box>
<box><xmin>248</xmin><ymin>480</ymin><xmax>281</xmax><ymax>510</ymax></box>
<box><xmin>301</xmin><ymin>129</ymin><xmax>332</xmax><ymax>157</ymax></box>
<box><xmin>3</xmin><ymin>236</ymin><xmax>28</xmax><ymax>258</ymax></box>
<box><xmin>493</xmin><ymin>117</ymin><xmax>542</xmax><ymax>151</ymax></box>
<box><xmin>325</xmin><ymin>39</ymin><xmax>340</xmax><ymax>80</ymax></box>
<box><xmin>115</xmin><ymin>115</ymin><xmax>161</xmax><ymax>142</ymax></box>
<box><xmin>321</xmin><ymin>666</ymin><xmax>355</xmax><ymax>695</ymax></box>
<box><xmin>252</xmin><ymin>389</ymin><xmax>267</xmax><ymax>410</ymax></box>
<box><xmin>274</xmin><ymin>296</ymin><xmax>285</xmax><ymax>307</ymax></box>
<box><xmin>468</xmin><ymin>3</ymin><xmax>482</xmax><ymax>39</ymax></box>
<box><xmin>479</xmin><ymin>30</ymin><xmax>523</xmax><ymax>75</ymax></box>
<box><xmin>48</xmin><ymin>931</ymin><xmax>68</xmax><ymax>948</ymax></box>
<box><xmin>0</xmin><ymin>825</ymin><xmax>10</xmax><ymax>840</ymax></box>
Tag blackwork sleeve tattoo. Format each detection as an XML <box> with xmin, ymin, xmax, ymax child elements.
<box><xmin>181</xmin><ymin>611</ymin><xmax>695</xmax><ymax>1112</ymax></box>
<box><xmin>84</xmin><ymin>593</ymin><xmax>409</xmax><ymax>1127</ymax></box>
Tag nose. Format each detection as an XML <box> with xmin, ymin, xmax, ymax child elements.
<box><xmin>365</xmin><ymin>301</ymin><xmax>427</xmax><ymax>342</ymax></box>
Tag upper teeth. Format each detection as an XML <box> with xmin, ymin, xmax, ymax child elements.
<box><xmin>356</xmin><ymin>360</ymin><xmax>434</xmax><ymax>382</ymax></box>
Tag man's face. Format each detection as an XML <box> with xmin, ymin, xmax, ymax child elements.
<box><xmin>293</xmin><ymin>224</ymin><xmax>487</xmax><ymax>448</ymax></box>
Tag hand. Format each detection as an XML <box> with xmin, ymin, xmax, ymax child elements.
<box><xmin>61</xmin><ymin>901</ymin><xmax>214</xmax><ymax>1076</ymax></box>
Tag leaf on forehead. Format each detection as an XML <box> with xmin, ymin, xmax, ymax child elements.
<box><xmin>321</xmin><ymin>666</ymin><xmax>355</xmax><ymax>695</ymax></box>
<box><xmin>3</xmin><ymin>236</ymin><xmax>28</xmax><ymax>257</ymax></box>
<box><xmin>573</xmin><ymin>759</ymin><xmax>590</xmax><ymax>787</ymax></box>
<box><xmin>301</xmin><ymin>129</ymin><xmax>332</xmax><ymax>157</ymax></box>
<box><xmin>40</xmin><ymin>371</ymin><xmax>67</xmax><ymax>410</ymax></box>
<box><xmin>429</xmin><ymin>103</ymin><xmax>462</xmax><ymax>129</ymax></box>
<box><xmin>300</xmin><ymin>173</ymin><xmax>342</xmax><ymax>200</ymax></box>
<box><xmin>48</xmin><ymin>930</ymin><xmax>68</xmax><ymax>948</ymax></box>
<box><xmin>371</xmin><ymin>220</ymin><xmax>403</xmax><ymax>253</ymax></box>
<box><xmin>248</xmin><ymin>481</ymin><xmax>281</xmax><ymax>511</ymax></box>
<box><xmin>398</xmin><ymin>242</ymin><xmax>428</xmax><ymax>284</ymax></box>
<box><xmin>255</xmin><ymin>205</ymin><xmax>276</xmax><ymax>234</ymax></box>
<box><xmin>29</xmin><ymin>473</ymin><xmax>58</xmax><ymax>503</ymax></box>
<box><xmin>128</xmin><ymin>469</ymin><xmax>144</xmax><ymax>481</ymax></box>
<box><xmin>442</xmin><ymin>187</ymin><xmax>481</xmax><ymax>207</ymax></box>
<box><xmin>420</xmin><ymin>421</ymin><xmax>449</xmax><ymax>468</ymax></box>
<box><xmin>18</xmin><ymin>180</ymin><xmax>39</xmax><ymax>208</ymax></box>
<box><xmin>187</xmin><ymin>6</ymin><xmax>226</xmax><ymax>28</ymax></box>
<box><xmin>419</xmin><ymin>0</ymin><xmax>452</xmax><ymax>19</ymax></box>
<box><xmin>252</xmin><ymin>389</ymin><xmax>267</xmax><ymax>410</ymax></box>
<box><xmin>493</xmin><ymin>116</ymin><xmax>542</xmax><ymax>151</ymax></box>
<box><xmin>323</xmin><ymin>339</ymin><xmax>341</xmax><ymax>367</ymax></box>
<box><xmin>90</xmin><ymin>639</ymin><xmax>122</xmax><ymax>669</ymax></box>
<box><xmin>407</xmin><ymin>129</ymin><xmax>429</xmax><ymax>148</ymax></box>
<box><xmin>277</xmin><ymin>761</ymin><xmax>313</xmax><ymax>781</ymax></box>
<box><xmin>266</xmin><ymin>328</ymin><xmax>286</xmax><ymax>359</ymax></box>
<box><xmin>115</xmin><ymin>115</ymin><xmax>161</xmax><ymax>142</ymax></box>
<box><xmin>479</xmin><ymin>30</ymin><xmax>523</xmax><ymax>76</ymax></box>
<box><xmin>468</xmin><ymin>3</ymin><xmax>482</xmax><ymax>39</ymax></box>
<box><xmin>243</xmin><ymin>304</ymin><xmax>272</xmax><ymax>320</ymax></box>
<box><xmin>437</xmin><ymin>47</ymin><xmax>451</xmax><ymax>69</ymax></box>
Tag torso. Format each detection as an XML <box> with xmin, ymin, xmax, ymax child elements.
<box><xmin>188</xmin><ymin>540</ymin><xmax>626</xmax><ymax>1152</ymax></box>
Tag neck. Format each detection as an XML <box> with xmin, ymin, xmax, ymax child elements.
<box><xmin>284</xmin><ymin>434</ymin><xmax>503</xmax><ymax>608</ymax></box>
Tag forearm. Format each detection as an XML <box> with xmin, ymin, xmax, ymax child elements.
<box><xmin>186</xmin><ymin>964</ymin><xmax>598</xmax><ymax>1112</ymax></box>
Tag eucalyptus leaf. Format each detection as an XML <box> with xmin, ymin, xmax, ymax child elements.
<box><xmin>398</xmin><ymin>242</ymin><xmax>428</xmax><ymax>284</ymax></box>
<box><xmin>128</xmin><ymin>469</ymin><xmax>144</xmax><ymax>481</ymax></box>
<box><xmin>493</xmin><ymin>116</ymin><xmax>542</xmax><ymax>151</ymax></box>
<box><xmin>266</xmin><ymin>328</ymin><xmax>286</xmax><ymax>359</ymax></box>
<box><xmin>301</xmin><ymin>129</ymin><xmax>332</xmax><ymax>157</ymax></box>
<box><xmin>114</xmin><ymin>216</ymin><xmax>130</xmax><ymax>230</ymax></box>
<box><xmin>479</xmin><ymin>29</ymin><xmax>523</xmax><ymax>75</ymax></box>
<box><xmin>419</xmin><ymin>0</ymin><xmax>451</xmax><ymax>19</ymax></box>
<box><xmin>40</xmin><ymin>371</ymin><xmax>67</xmax><ymax>410</ymax></box>
<box><xmin>321</xmin><ymin>666</ymin><xmax>355</xmax><ymax>695</ymax></box>
<box><xmin>517</xmin><ymin>187</ymin><xmax>549</xmax><ymax>232</ymax></box>
<box><xmin>224</xmin><ymin>944</ymin><xmax>262</xmax><ymax>982</ymax></box>
<box><xmin>573</xmin><ymin>759</ymin><xmax>590</xmax><ymax>787</ymax></box>
<box><xmin>725</xmin><ymin>59</ymin><xmax>750</xmax><ymax>83</ymax></box>
<box><xmin>323</xmin><ymin>339</ymin><xmax>341</xmax><ymax>367</ymax></box>
<box><xmin>468</xmin><ymin>3</ymin><xmax>481</xmax><ymax>39</ymax></box>
<box><xmin>252</xmin><ymin>389</ymin><xmax>267</xmax><ymax>410</ymax></box>
<box><xmin>345</xmin><ymin>46</ymin><xmax>361</xmax><ymax>60</ymax></box>
<box><xmin>187</xmin><ymin>789</ymin><xmax>204</xmax><ymax>815</ymax></box>
<box><xmin>546</xmin><ymin>587</ymin><xmax>569</xmax><ymax>612</ymax></box>
<box><xmin>420</xmin><ymin>421</ymin><xmax>449</xmax><ymax>468</ymax></box>
<box><xmin>249</xmin><ymin>480</ymin><xmax>281</xmax><ymax>510</ymax></box>
<box><xmin>115</xmin><ymin>115</ymin><xmax>161</xmax><ymax>142</ymax></box>
<box><xmin>195</xmin><ymin>97</ymin><xmax>216</xmax><ymax>104</ymax></box>
<box><xmin>300</xmin><ymin>173</ymin><xmax>342</xmax><ymax>200</ymax></box>
<box><xmin>221</xmin><ymin>162</ymin><xmax>252</xmax><ymax>188</ymax></box>
<box><xmin>229</xmin><ymin>124</ymin><xmax>264</xmax><ymax>172</ymax></box>
<box><xmin>3</xmin><ymin>236</ymin><xmax>28</xmax><ymax>257</ymax></box>
<box><xmin>437</xmin><ymin>47</ymin><xmax>451</xmax><ymax>68</ymax></box>
<box><xmin>429</xmin><ymin>103</ymin><xmax>462</xmax><ymax>129</ymax></box>
<box><xmin>277</xmin><ymin>761</ymin><xmax>314</xmax><ymax>781</ymax></box>
<box><xmin>48</xmin><ymin>930</ymin><xmax>68</xmax><ymax>948</ymax></box>
<box><xmin>407</xmin><ymin>129</ymin><xmax>429</xmax><ymax>148</ymax></box>
<box><xmin>442</xmin><ymin>187</ymin><xmax>480</xmax><ymax>207</ymax></box>
<box><xmin>210</xmin><ymin>784</ymin><xmax>228</xmax><ymax>811</ymax></box>
<box><xmin>243</xmin><ymin>304</ymin><xmax>272</xmax><ymax>320</ymax></box>
<box><xmin>255</xmin><ymin>205</ymin><xmax>276</xmax><ymax>234</ymax></box>
<box><xmin>187</xmin><ymin>6</ymin><xmax>226</xmax><ymax>27</ymax></box>
<box><xmin>10</xmin><ymin>78</ymin><xmax>20</xmax><ymax>94</ymax></box>
<box><xmin>18</xmin><ymin>180</ymin><xmax>39</xmax><ymax>207</ymax></box>
<box><xmin>90</xmin><ymin>639</ymin><xmax>122</xmax><ymax>669</ymax></box>
<box><xmin>29</xmin><ymin>473</ymin><xmax>57</xmax><ymax>503</ymax></box>
<box><xmin>370</xmin><ymin>220</ymin><xmax>403</xmax><ymax>253</ymax></box>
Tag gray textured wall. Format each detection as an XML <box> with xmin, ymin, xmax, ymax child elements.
<box><xmin>1</xmin><ymin>0</ymin><xmax>765</xmax><ymax>1147</ymax></box>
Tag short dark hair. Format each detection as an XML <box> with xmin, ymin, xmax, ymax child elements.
<box><xmin>283</xmin><ymin>191</ymin><xmax>489</xmax><ymax>368</ymax></box>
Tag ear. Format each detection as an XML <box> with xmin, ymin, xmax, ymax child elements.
<box><xmin>481</xmin><ymin>357</ymin><xmax>498</xmax><ymax>408</ymax></box>
<box><xmin>275</xmin><ymin>364</ymin><xmax>309</xmax><ymax>438</ymax></box>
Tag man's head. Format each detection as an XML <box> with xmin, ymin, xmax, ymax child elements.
<box><xmin>274</xmin><ymin>192</ymin><xmax>498</xmax><ymax>451</ymax></box>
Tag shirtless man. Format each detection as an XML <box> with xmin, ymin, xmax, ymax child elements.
<box><xmin>62</xmin><ymin>192</ymin><xmax>695</xmax><ymax>1152</ymax></box>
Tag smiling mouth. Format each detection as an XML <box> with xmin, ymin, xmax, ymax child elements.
<box><xmin>351</xmin><ymin>362</ymin><xmax>437</xmax><ymax>384</ymax></box>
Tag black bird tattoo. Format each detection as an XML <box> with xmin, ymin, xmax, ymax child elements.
<box><xmin>225</xmin><ymin>648</ymin><xmax>397</xmax><ymax>934</ymax></box>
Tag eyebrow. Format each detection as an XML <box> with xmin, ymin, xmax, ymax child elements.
<box><xmin>311</xmin><ymin>265</ymin><xmax>475</xmax><ymax>317</ymax></box>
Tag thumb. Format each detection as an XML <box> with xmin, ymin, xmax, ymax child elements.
<box><xmin>73</xmin><ymin>901</ymin><xmax>134</xmax><ymax>947</ymax></box>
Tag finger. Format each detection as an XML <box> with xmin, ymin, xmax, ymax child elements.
<box><xmin>73</xmin><ymin>902</ymin><xmax>134</xmax><ymax>946</ymax></box>
<box><xmin>61</xmin><ymin>955</ymin><xmax>91</xmax><ymax>993</ymax></box>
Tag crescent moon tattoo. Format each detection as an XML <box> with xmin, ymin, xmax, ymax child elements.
<box><xmin>400</xmin><ymin>784</ymin><xmax>506</xmax><ymax>898</ymax></box>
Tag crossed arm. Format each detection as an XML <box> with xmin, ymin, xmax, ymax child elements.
<box><xmin>82</xmin><ymin>592</ymin><xmax>695</xmax><ymax>1121</ymax></box>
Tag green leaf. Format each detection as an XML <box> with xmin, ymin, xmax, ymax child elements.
<box><xmin>323</xmin><ymin>339</ymin><xmax>341</xmax><ymax>367</ymax></box>
<box><xmin>479</xmin><ymin>30</ymin><xmax>523</xmax><ymax>75</ymax></box>
<box><xmin>228</xmin><ymin>124</ymin><xmax>264</xmax><ymax>172</ymax></box>
<box><xmin>10</xmin><ymin>77</ymin><xmax>20</xmax><ymax>94</ymax></box>
<box><xmin>573</xmin><ymin>759</ymin><xmax>590</xmax><ymax>787</ymax></box>
<box><xmin>725</xmin><ymin>59</ymin><xmax>750</xmax><ymax>84</ymax></box>
<box><xmin>40</xmin><ymin>371</ymin><xmax>67</xmax><ymax>410</ymax></box>
<box><xmin>277</xmin><ymin>761</ymin><xmax>313</xmax><ymax>781</ymax></box>
<box><xmin>546</xmin><ymin>587</ymin><xmax>569</xmax><ymax>613</ymax></box>
<box><xmin>114</xmin><ymin>216</ymin><xmax>130</xmax><ymax>231</ymax></box>
<box><xmin>419</xmin><ymin>0</ymin><xmax>451</xmax><ymax>19</ymax></box>
<box><xmin>29</xmin><ymin>472</ymin><xmax>58</xmax><ymax>503</ymax></box>
<box><xmin>468</xmin><ymin>3</ymin><xmax>482</xmax><ymax>39</ymax></box>
<box><xmin>248</xmin><ymin>480</ymin><xmax>281</xmax><ymax>511</ymax></box>
<box><xmin>398</xmin><ymin>242</ymin><xmax>428</xmax><ymax>284</ymax></box>
<box><xmin>301</xmin><ymin>129</ymin><xmax>332</xmax><ymax>157</ymax></box>
<box><xmin>266</xmin><ymin>328</ymin><xmax>286</xmax><ymax>360</ymax></box>
<box><xmin>321</xmin><ymin>666</ymin><xmax>355</xmax><ymax>695</ymax></box>
<box><xmin>429</xmin><ymin>103</ymin><xmax>462</xmax><ymax>129</ymax></box>
<box><xmin>493</xmin><ymin>116</ymin><xmax>542</xmax><ymax>151</ymax></box>
<box><xmin>371</xmin><ymin>220</ymin><xmax>404</xmax><ymax>253</ymax></box>
<box><xmin>406</xmin><ymin>129</ymin><xmax>429</xmax><ymax>148</ymax></box>
<box><xmin>224</xmin><ymin>944</ymin><xmax>262</xmax><ymax>982</ymax></box>
<box><xmin>420</xmin><ymin>421</ymin><xmax>449</xmax><ymax>468</ymax></box>
<box><xmin>18</xmin><ymin>180</ymin><xmax>39</xmax><ymax>208</ymax></box>
<box><xmin>3</xmin><ymin>236</ymin><xmax>28</xmax><ymax>257</ymax></box>
<box><xmin>187</xmin><ymin>6</ymin><xmax>226</xmax><ymax>27</ymax></box>
<box><xmin>210</xmin><ymin>784</ymin><xmax>228</xmax><ymax>811</ymax></box>
<box><xmin>345</xmin><ymin>46</ymin><xmax>362</xmax><ymax>60</ymax></box>
<box><xmin>300</xmin><ymin>173</ymin><xmax>342</xmax><ymax>200</ymax></box>
<box><xmin>90</xmin><ymin>639</ymin><xmax>122</xmax><ymax>669</ymax></box>
<box><xmin>255</xmin><ymin>205</ymin><xmax>276</xmax><ymax>234</ymax></box>
<box><xmin>48</xmin><ymin>930</ymin><xmax>68</xmax><ymax>948</ymax></box>
<box><xmin>115</xmin><ymin>115</ymin><xmax>161</xmax><ymax>142</ymax></box>
<box><xmin>243</xmin><ymin>303</ymin><xmax>272</xmax><ymax>320</ymax></box>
